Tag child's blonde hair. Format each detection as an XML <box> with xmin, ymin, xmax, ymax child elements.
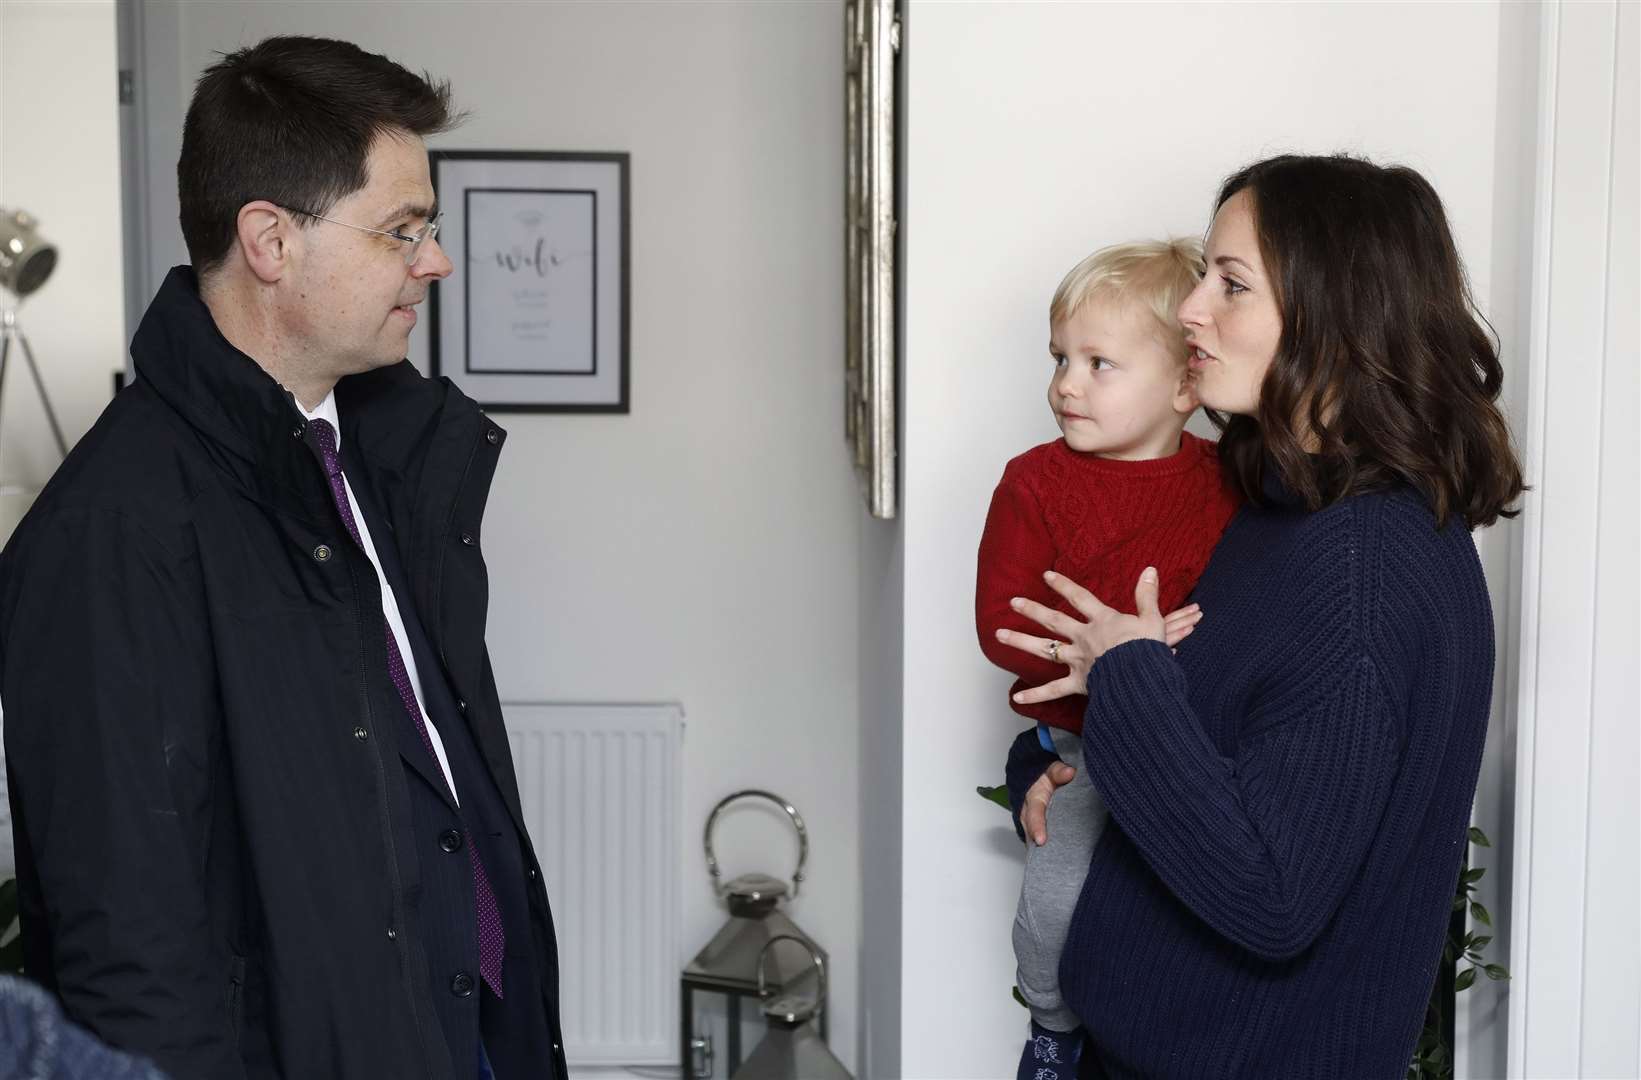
<box><xmin>1049</xmin><ymin>238</ymin><xmax>1204</xmax><ymax>356</ymax></box>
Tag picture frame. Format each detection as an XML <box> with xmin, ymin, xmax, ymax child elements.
<box><xmin>845</xmin><ymin>0</ymin><xmax>899</xmax><ymax>518</ymax></box>
<box><xmin>428</xmin><ymin>150</ymin><xmax>630</xmax><ymax>413</ymax></box>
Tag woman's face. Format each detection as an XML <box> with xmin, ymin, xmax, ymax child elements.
<box><xmin>1177</xmin><ymin>189</ymin><xmax>1283</xmax><ymax>416</ymax></box>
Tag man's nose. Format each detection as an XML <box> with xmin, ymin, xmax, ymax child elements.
<box><xmin>413</xmin><ymin>235</ymin><xmax>454</xmax><ymax>279</ymax></box>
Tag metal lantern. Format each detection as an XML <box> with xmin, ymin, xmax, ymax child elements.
<box><xmin>681</xmin><ymin>791</ymin><xmax>828</xmax><ymax>1078</ymax></box>
<box><xmin>730</xmin><ymin>935</ymin><xmax>852</xmax><ymax>1080</ymax></box>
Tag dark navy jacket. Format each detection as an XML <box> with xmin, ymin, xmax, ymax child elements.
<box><xmin>0</xmin><ymin>267</ymin><xmax>567</xmax><ymax>1080</ymax></box>
<box><xmin>347</xmin><ymin>453</ymin><xmax>557</xmax><ymax>1079</ymax></box>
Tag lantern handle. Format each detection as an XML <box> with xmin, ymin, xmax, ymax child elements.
<box><xmin>754</xmin><ymin>933</ymin><xmax>827</xmax><ymax>1021</ymax></box>
<box><xmin>703</xmin><ymin>789</ymin><xmax>809</xmax><ymax>899</ymax></box>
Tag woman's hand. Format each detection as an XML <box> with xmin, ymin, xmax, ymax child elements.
<box><xmin>994</xmin><ymin>566</ymin><xmax>1170</xmax><ymax>705</ymax></box>
<box><xmin>1163</xmin><ymin>602</ymin><xmax>1204</xmax><ymax>648</ymax></box>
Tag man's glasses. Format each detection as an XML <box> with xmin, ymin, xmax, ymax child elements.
<box><xmin>280</xmin><ymin>205</ymin><xmax>442</xmax><ymax>266</ymax></box>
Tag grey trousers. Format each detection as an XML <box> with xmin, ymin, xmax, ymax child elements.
<box><xmin>1013</xmin><ymin>726</ymin><xmax>1108</xmax><ymax>1033</ymax></box>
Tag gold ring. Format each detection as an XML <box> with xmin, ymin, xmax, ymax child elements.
<box><xmin>1047</xmin><ymin>640</ymin><xmax>1062</xmax><ymax>662</ymax></box>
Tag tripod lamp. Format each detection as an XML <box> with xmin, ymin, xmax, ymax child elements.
<box><xmin>0</xmin><ymin>208</ymin><xmax>70</xmax><ymax>462</ymax></box>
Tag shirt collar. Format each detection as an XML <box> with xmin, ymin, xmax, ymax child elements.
<box><xmin>294</xmin><ymin>388</ymin><xmax>341</xmax><ymax>432</ymax></box>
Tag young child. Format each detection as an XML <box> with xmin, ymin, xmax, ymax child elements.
<box><xmin>975</xmin><ymin>239</ymin><xmax>1241</xmax><ymax>1079</ymax></box>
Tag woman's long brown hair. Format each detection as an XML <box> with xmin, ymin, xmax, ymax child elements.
<box><xmin>1208</xmin><ymin>154</ymin><xmax>1525</xmax><ymax>529</ymax></box>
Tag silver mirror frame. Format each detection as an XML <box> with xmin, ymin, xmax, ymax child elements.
<box><xmin>844</xmin><ymin>0</ymin><xmax>899</xmax><ymax>519</ymax></box>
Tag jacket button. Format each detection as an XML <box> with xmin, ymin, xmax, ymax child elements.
<box><xmin>313</xmin><ymin>544</ymin><xmax>332</xmax><ymax>562</ymax></box>
<box><xmin>438</xmin><ymin>829</ymin><xmax>463</xmax><ymax>853</ymax></box>
<box><xmin>486</xmin><ymin>428</ymin><xmax>501</xmax><ymax>445</ymax></box>
<box><xmin>460</xmin><ymin>532</ymin><xmax>476</xmax><ymax>547</ymax></box>
<box><xmin>456</xmin><ymin>699</ymin><xmax>467</xmax><ymax>713</ymax></box>
<box><xmin>527</xmin><ymin>867</ymin><xmax>538</xmax><ymax>881</ymax></box>
<box><xmin>386</xmin><ymin>927</ymin><xmax>398</xmax><ymax>941</ymax></box>
<box><xmin>353</xmin><ymin>726</ymin><xmax>369</xmax><ymax>741</ymax></box>
<box><xmin>450</xmin><ymin>972</ymin><xmax>474</xmax><ymax>997</ymax></box>
<box><xmin>292</xmin><ymin>423</ymin><xmax>306</xmax><ymax>439</ymax></box>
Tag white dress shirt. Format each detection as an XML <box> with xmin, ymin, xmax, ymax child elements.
<box><xmin>298</xmin><ymin>390</ymin><xmax>460</xmax><ymax>803</ymax></box>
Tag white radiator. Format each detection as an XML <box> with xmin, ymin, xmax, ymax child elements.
<box><xmin>504</xmin><ymin>701</ymin><xmax>683</xmax><ymax>1067</ymax></box>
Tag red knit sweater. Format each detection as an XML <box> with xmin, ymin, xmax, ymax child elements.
<box><xmin>975</xmin><ymin>431</ymin><xmax>1242</xmax><ymax>733</ymax></box>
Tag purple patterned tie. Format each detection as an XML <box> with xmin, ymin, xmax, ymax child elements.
<box><xmin>308</xmin><ymin>418</ymin><xmax>506</xmax><ymax>999</ymax></box>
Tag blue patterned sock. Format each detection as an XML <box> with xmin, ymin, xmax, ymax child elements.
<box><xmin>1016</xmin><ymin>1020</ymin><xmax>1083</xmax><ymax>1080</ymax></box>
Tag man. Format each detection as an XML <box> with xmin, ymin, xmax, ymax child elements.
<box><xmin>0</xmin><ymin>36</ymin><xmax>565</xmax><ymax>1080</ymax></box>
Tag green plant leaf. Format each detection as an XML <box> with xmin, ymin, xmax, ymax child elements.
<box><xmin>1455</xmin><ymin>966</ymin><xmax>1477</xmax><ymax>992</ymax></box>
<box><xmin>978</xmin><ymin>785</ymin><xmax>1011</xmax><ymax>810</ymax></box>
<box><xmin>1452</xmin><ymin>893</ymin><xmax>1466</xmax><ymax>911</ymax></box>
<box><xmin>1461</xmin><ymin>867</ymin><xmax>1486</xmax><ymax>884</ymax></box>
<box><xmin>1470</xmin><ymin>934</ymin><xmax>1492</xmax><ymax>951</ymax></box>
<box><xmin>1483</xmin><ymin>964</ymin><xmax>1510</xmax><ymax>981</ymax></box>
<box><xmin>1012</xmin><ymin>984</ymin><xmax>1029</xmax><ymax>1009</ymax></box>
<box><xmin>1468</xmin><ymin>826</ymin><xmax>1491</xmax><ymax>848</ymax></box>
<box><xmin>1471</xmin><ymin>901</ymin><xmax>1492</xmax><ymax>927</ymax></box>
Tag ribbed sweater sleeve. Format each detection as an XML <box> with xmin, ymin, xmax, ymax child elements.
<box><xmin>1083</xmin><ymin>634</ymin><xmax>1402</xmax><ymax>962</ymax></box>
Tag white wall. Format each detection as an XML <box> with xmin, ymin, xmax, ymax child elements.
<box><xmin>885</xmin><ymin>3</ymin><xmax>1530</xmax><ymax>1075</ymax></box>
<box><xmin>131</xmin><ymin>1</ymin><xmax>861</xmax><ymax>1073</ymax></box>
<box><xmin>0</xmin><ymin>0</ymin><xmax>126</xmax><ymax>876</ymax></box>
<box><xmin>1507</xmin><ymin>3</ymin><xmax>1640</xmax><ymax>1077</ymax></box>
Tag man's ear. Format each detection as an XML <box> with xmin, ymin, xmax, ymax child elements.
<box><xmin>1172</xmin><ymin>363</ymin><xmax>1201</xmax><ymax>415</ymax></box>
<box><xmin>234</xmin><ymin>201</ymin><xmax>293</xmax><ymax>284</ymax></box>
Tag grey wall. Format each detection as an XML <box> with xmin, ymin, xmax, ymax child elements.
<box><xmin>855</xmin><ymin>511</ymin><xmax>902</xmax><ymax>1080</ymax></box>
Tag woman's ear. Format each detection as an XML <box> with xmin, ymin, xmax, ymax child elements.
<box><xmin>234</xmin><ymin>201</ymin><xmax>293</xmax><ymax>284</ymax></box>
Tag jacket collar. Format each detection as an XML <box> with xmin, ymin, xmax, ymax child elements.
<box><xmin>130</xmin><ymin>266</ymin><xmax>481</xmax><ymax>520</ymax></box>
<box><xmin>132</xmin><ymin>267</ymin><xmax>307</xmax><ymax>469</ymax></box>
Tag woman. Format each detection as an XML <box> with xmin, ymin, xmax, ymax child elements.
<box><xmin>998</xmin><ymin>154</ymin><xmax>1523</xmax><ymax>1077</ymax></box>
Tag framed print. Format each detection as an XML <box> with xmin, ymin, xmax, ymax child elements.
<box><xmin>429</xmin><ymin>150</ymin><xmax>630</xmax><ymax>413</ymax></box>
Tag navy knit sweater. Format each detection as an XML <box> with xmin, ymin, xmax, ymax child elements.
<box><xmin>1006</xmin><ymin>464</ymin><xmax>1494</xmax><ymax>1078</ymax></box>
